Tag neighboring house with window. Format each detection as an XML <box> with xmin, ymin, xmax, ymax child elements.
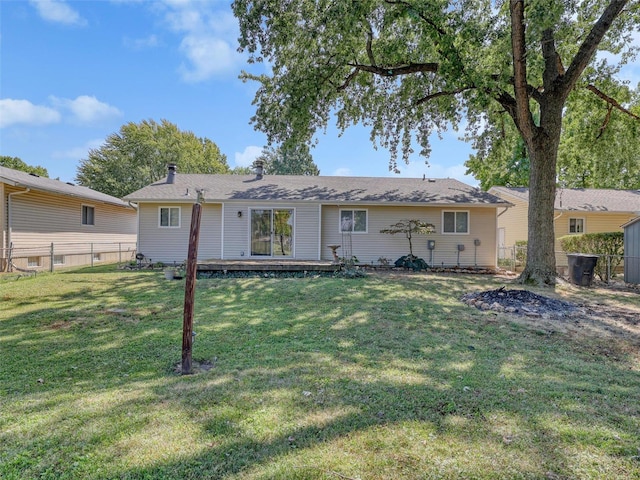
<box><xmin>124</xmin><ymin>169</ymin><xmax>510</xmax><ymax>268</ymax></box>
<box><xmin>1</xmin><ymin>166</ymin><xmax>137</xmax><ymax>271</ymax></box>
<box><xmin>489</xmin><ymin>186</ymin><xmax>640</xmax><ymax>270</ymax></box>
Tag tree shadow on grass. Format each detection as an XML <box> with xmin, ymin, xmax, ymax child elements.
<box><xmin>1</xmin><ymin>274</ymin><xmax>639</xmax><ymax>479</ymax></box>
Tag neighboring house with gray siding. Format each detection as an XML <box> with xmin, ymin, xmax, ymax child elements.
<box><xmin>623</xmin><ymin>217</ymin><xmax>640</xmax><ymax>284</ymax></box>
<box><xmin>489</xmin><ymin>186</ymin><xmax>640</xmax><ymax>271</ymax></box>
<box><xmin>124</xmin><ymin>168</ymin><xmax>511</xmax><ymax>268</ymax></box>
<box><xmin>1</xmin><ymin>166</ymin><xmax>137</xmax><ymax>271</ymax></box>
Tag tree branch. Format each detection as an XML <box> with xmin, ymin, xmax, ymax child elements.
<box><xmin>336</xmin><ymin>68</ymin><xmax>359</xmax><ymax>91</ymax></box>
<box><xmin>346</xmin><ymin>62</ymin><xmax>439</xmax><ymax>77</ymax></box>
<box><xmin>366</xmin><ymin>22</ymin><xmax>376</xmax><ymax>66</ymax></box>
<box><xmin>561</xmin><ymin>0</ymin><xmax>629</xmax><ymax>95</ymax></box>
<box><xmin>597</xmin><ymin>105</ymin><xmax>613</xmax><ymax>139</ymax></box>
<box><xmin>509</xmin><ymin>0</ymin><xmax>536</xmax><ymax>140</ymax></box>
<box><xmin>415</xmin><ymin>86</ymin><xmax>475</xmax><ymax>105</ymax></box>
<box><xmin>541</xmin><ymin>28</ymin><xmax>562</xmax><ymax>90</ymax></box>
<box><xmin>586</xmin><ymin>84</ymin><xmax>640</xmax><ymax>121</ymax></box>
<box><xmin>383</xmin><ymin>0</ymin><xmax>447</xmax><ymax>36</ymax></box>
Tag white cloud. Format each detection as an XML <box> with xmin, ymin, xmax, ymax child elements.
<box><xmin>0</xmin><ymin>99</ymin><xmax>61</xmax><ymax>128</ymax></box>
<box><xmin>52</xmin><ymin>138</ymin><xmax>104</xmax><ymax>160</ymax></box>
<box><xmin>29</xmin><ymin>0</ymin><xmax>87</xmax><ymax>26</ymax></box>
<box><xmin>178</xmin><ymin>34</ymin><xmax>235</xmax><ymax>82</ymax></box>
<box><xmin>154</xmin><ymin>2</ymin><xmax>241</xmax><ymax>82</ymax></box>
<box><xmin>235</xmin><ymin>146</ymin><xmax>262</xmax><ymax>167</ymax></box>
<box><xmin>50</xmin><ymin>95</ymin><xmax>122</xmax><ymax>124</ymax></box>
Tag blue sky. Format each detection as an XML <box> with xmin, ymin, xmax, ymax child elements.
<box><xmin>1</xmin><ymin>1</ymin><xmax>638</xmax><ymax>187</ymax></box>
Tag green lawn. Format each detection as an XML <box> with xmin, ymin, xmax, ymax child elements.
<box><xmin>1</xmin><ymin>266</ymin><xmax>639</xmax><ymax>479</ymax></box>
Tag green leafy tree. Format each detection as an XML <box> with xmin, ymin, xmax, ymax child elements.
<box><xmin>380</xmin><ymin>219</ymin><xmax>435</xmax><ymax>257</ymax></box>
<box><xmin>466</xmin><ymin>83</ymin><xmax>640</xmax><ymax>190</ymax></box>
<box><xmin>257</xmin><ymin>144</ymin><xmax>320</xmax><ymax>175</ymax></box>
<box><xmin>231</xmin><ymin>166</ymin><xmax>254</xmax><ymax>175</ymax></box>
<box><xmin>233</xmin><ymin>0</ymin><xmax>639</xmax><ymax>285</ymax></box>
<box><xmin>0</xmin><ymin>156</ymin><xmax>49</xmax><ymax>177</ymax></box>
<box><xmin>76</xmin><ymin>119</ymin><xmax>229</xmax><ymax>197</ymax></box>
<box><xmin>465</xmin><ymin>120</ymin><xmax>530</xmax><ymax>190</ymax></box>
<box><xmin>558</xmin><ymin>84</ymin><xmax>640</xmax><ymax>189</ymax></box>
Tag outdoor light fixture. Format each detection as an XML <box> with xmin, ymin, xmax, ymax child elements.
<box><xmin>237</xmin><ymin>211</ymin><xmax>242</xmax><ymax>218</ymax></box>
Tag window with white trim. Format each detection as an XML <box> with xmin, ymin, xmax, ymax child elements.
<box><xmin>442</xmin><ymin>211</ymin><xmax>469</xmax><ymax>234</ymax></box>
<box><xmin>53</xmin><ymin>255</ymin><xmax>65</xmax><ymax>265</ymax></box>
<box><xmin>93</xmin><ymin>253</ymin><xmax>102</xmax><ymax>262</ymax></box>
<box><xmin>340</xmin><ymin>209</ymin><xmax>367</xmax><ymax>233</ymax></box>
<box><xmin>82</xmin><ymin>205</ymin><xmax>95</xmax><ymax>226</ymax></box>
<box><xmin>159</xmin><ymin>207</ymin><xmax>181</xmax><ymax>228</ymax></box>
<box><xmin>569</xmin><ymin>218</ymin><xmax>584</xmax><ymax>234</ymax></box>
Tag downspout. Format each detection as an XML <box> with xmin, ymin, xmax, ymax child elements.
<box><xmin>127</xmin><ymin>201</ymin><xmax>139</xmax><ymax>260</ymax></box>
<box><xmin>497</xmin><ymin>206</ymin><xmax>510</xmax><ymax>217</ymax></box>
<box><xmin>6</xmin><ymin>188</ymin><xmax>31</xmax><ymax>271</ymax></box>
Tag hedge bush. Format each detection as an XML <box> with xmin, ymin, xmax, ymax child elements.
<box><xmin>559</xmin><ymin>232</ymin><xmax>624</xmax><ymax>281</ymax></box>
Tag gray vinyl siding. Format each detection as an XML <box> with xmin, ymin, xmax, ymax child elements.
<box><xmin>137</xmin><ymin>203</ymin><xmax>222</xmax><ymax>263</ymax></box>
<box><xmin>223</xmin><ymin>202</ymin><xmax>320</xmax><ymax>260</ymax></box>
<box><xmin>624</xmin><ymin>219</ymin><xmax>640</xmax><ymax>284</ymax></box>
<box><xmin>2</xmin><ymin>185</ymin><xmax>136</xmax><ymax>270</ymax></box>
<box><xmin>321</xmin><ymin>205</ymin><xmax>497</xmax><ymax>267</ymax></box>
<box><xmin>5</xmin><ymin>186</ymin><xmax>136</xmax><ymax>247</ymax></box>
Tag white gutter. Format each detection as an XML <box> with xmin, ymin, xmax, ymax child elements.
<box><xmin>7</xmin><ymin>188</ymin><xmax>31</xmax><ymax>255</ymax></box>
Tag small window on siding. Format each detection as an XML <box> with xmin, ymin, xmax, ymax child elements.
<box><xmin>28</xmin><ymin>257</ymin><xmax>41</xmax><ymax>267</ymax></box>
<box><xmin>93</xmin><ymin>253</ymin><xmax>101</xmax><ymax>262</ymax></box>
<box><xmin>569</xmin><ymin>218</ymin><xmax>584</xmax><ymax>234</ymax></box>
<box><xmin>442</xmin><ymin>211</ymin><xmax>469</xmax><ymax>234</ymax></box>
<box><xmin>159</xmin><ymin>207</ymin><xmax>180</xmax><ymax>228</ymax></box>
<box><xmin>82</xmin><ymin>205</ymin><xmax>95</xmax><ymax>226</ymax></box>
<box><xmin>53</xmin><ymin>255</ymin><xmax>65</xmax><ymax>265</ymax></box>
<box><xmin>340</xmin><ymin>209</ymin><xmax>367</xmax><ymax>233</ymax></box>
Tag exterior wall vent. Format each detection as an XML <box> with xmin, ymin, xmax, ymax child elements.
<box><xmin>254</xmin><ymin>160</ymin><xmax>264</xmax><ymax>180</ymax></box>
<box><xmin>167</xmin><ymin>163</ymin><xmax>177</xmax><ymax>184</ymax></box>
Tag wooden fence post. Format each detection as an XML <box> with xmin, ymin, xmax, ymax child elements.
<box><xmin>182</xmin><ymin>191</ymin><xmax>204</xmax><ymax>375</ymax></box>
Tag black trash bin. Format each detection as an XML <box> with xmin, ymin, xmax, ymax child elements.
<box><xmin>566</xmin><ymin>254</ymin><xmax>599</xmax><ymax>286</ymax></box>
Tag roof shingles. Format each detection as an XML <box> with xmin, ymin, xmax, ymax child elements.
<box><xmin>0</xmin><ymin>166</ymin><xmax>131</xmax><ymax>207</ymax></box>
<box><xmin>490</xmin><ymin>186</ymin><xmax>640</xmax><ymax>213</ymax></box>
<box><xmin>124</xmin><ymin>174</ymin><xmax>509</xmax><ymax>206</ymax></box>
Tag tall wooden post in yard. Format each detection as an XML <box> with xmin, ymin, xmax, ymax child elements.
<box><xmin>182</xmin><ymin>190</ymin><xmax>204</xmax><ymax>375</ymax></box>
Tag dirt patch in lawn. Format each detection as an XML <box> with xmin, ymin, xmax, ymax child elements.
<box><xmin>462</xmin><ymin>286</ymin><xmax>640</xmax><ymax>352</ymax></box>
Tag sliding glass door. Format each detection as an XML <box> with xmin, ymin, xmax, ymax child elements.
<box><xmin>250</xmin><ymin>209</ymin><xmax>294</xmax><ymax>257</ymax></box>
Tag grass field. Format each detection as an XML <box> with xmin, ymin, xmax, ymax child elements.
<box><xmin>1</xmin><ymin>266</ymin><xmax>639</xmax><ymax>479</ymax></box>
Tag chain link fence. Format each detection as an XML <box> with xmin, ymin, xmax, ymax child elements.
<box><xmin>498</xmin><ymin>244</ymin><xmax>638</xmax><ymax>284</ymax></box>
<box><xmin>1</xmin><ymin>242</ymin><xmax>137</xmax><ymax>273</ymax></box>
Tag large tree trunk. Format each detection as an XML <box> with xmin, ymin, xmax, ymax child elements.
<box><xmin>519</xmin><ymin>101</ymin><xmax>563</xmax><ymax>285</ymax></box>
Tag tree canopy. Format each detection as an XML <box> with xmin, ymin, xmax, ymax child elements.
<box><xmin>233</xmin><ymin>0</ymin><xmax>639</xmax><ymax>284</ymax></box>
<box><xmin>75</xmin><ymin>119</ymin><xmax>230</xmax><ymax>197</ymax></box>
<box><xmin>0</xmin><ymin>156</ymin><xmax>49</xmax><ymax>177</ymax></box>
<box><xmin>257</xmin><ymin>144</ymin><xmax>320</xmax><ymax>175</ymax></box>
<box><xmin>466</xmin><ymin>83</ymin><xmax>640</xmax><ymax>190</ymax></box>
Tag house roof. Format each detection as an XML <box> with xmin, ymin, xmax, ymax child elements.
<box><xmin>124</xmin><ymin>174</ymin><xmax>510</xmax><ymax>207</ymax></box>
<box><xmin>490</xmin><ymin>186</ymin><xmax>640</xmax><ymax>213</ymax></box>
<box><xmin>622</xmin><ymin>216</ymin><xmax>640</xmax><ymax>229</ymax></box>
<box><xmin>0</xmin><ymin>166</ymin><xmax>133</xmax><ymax>208</ymax></box>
